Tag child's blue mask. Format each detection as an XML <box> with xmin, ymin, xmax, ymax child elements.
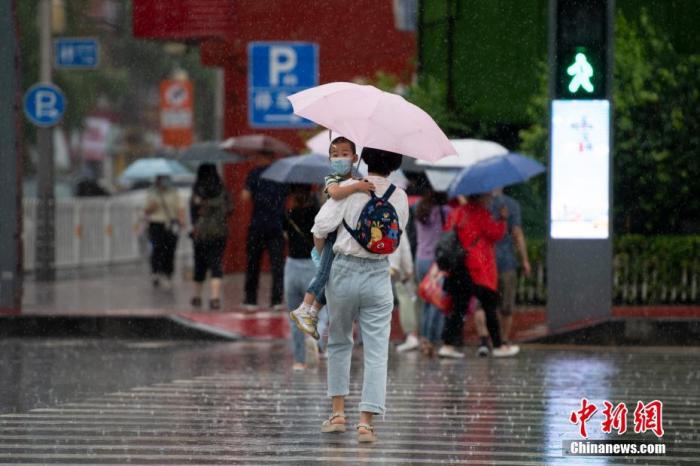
<box><xmin>330</xmin><ymin>158</ymin><xmax>353</xmax><ymax>176</ymax></box>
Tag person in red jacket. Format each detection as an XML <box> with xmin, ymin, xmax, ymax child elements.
<box><xmin>438</xmin><ymin>193</ymin><xmax>520</xmax><ymax>358</ymax></box>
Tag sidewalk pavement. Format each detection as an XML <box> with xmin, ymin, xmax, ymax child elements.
<box><xmin>22</xmin><ymin>262</ymin><xmax>276</xmax><ymax>316</ymax></box>
<box><xmin>18</xmin><ymin>261</ymin><xmax>549</xmax><ymax>343</ymax></box>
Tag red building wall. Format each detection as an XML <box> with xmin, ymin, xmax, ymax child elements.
<box><xmin>134</xmin><ymin>0</ymin><xmax>415</xmax><ymax>272</ymax></box>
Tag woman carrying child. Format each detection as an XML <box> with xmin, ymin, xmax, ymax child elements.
<box><xmin>311</xmin><ymin>147</ymin><xmax>409</xmax><ymax>443</ymax></box>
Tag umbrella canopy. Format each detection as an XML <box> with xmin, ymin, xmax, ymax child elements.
<box><xmin>118</xmin><ymin>158</ymin><xmax>194</xmax><ymax>186</ymax></box>
<box><xmin>289</xmin><ymin>82</ymin><xmax>457</xmax><ymax>162</ymax></box>
<box><xmin>425</xmin><ymin>167</ymin><xmax>461</xmax><ymax>192</ymax></box>
<box><xmin>447</xmin><ymin>153</ymin><xmax>545</xmax><ymax>198</ymax></box>
<box><xmin>417</xmin><ymin>139</ymin><xmax>508</xmax><ymax>168</ymax></box>
<box><xmin>261</xmin><ymin>152</ymin><xmax>410</xmax><ymax>190</ymax></box>
<box><xmin>178</xmin><ymin>142</ymin><xmax>243</xmax><ymax>163</ymax></box>
<box><xmin>261</xmin><ymin>153</ymin><xmax>330</xmax><ymax>185</ymax></box>
<box><xmin>220</xmin><ymin>134</ymin><xmax>293</xmax><ymax>158</ymax></box>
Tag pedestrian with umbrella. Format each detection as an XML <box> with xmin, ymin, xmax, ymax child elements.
<box><xmin>491</xmin><ymin>187</ymin><xmax>532</xmax><ymax>348</ymax></box>
<box><xmin>437</xmin><ymin>192</ymin><xmax>517</xmax><ymax>359</ymax></box>
<box><xmin>289</xmin><ymin>82</ymin><xmax>456</xmax><ymax>443</ymax></box>
<box><xmin>143</xmin><ymin>174</ymin><xmax>185</xmax><ymax>289</ymax></box>
<box><xmin>438</xmin><ymin>153</ymin><xmax>545</xmax><ymax>357</ymax></box>
<box><xmin>240</xmin><ymin>151</ymin><xmax>288</xmax><ymax>310</ymax></box>
<box><xmin>189</xmin><ymin>164</ymin><xmax>233</xmax><ymax>311</ymax></box>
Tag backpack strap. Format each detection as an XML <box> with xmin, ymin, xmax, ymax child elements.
<box><xmin>381</xmin><ymin>184</ymin><xmax>396</xmax><ymax>201</ymax></box>
<box><xmin>342</xmin><ymin>218</ymin><xmax>359</xmax><ymax>241</ymax></box>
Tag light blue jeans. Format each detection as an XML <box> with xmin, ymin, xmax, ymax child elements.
<box><xmin>326</xmin><ymin>254</ymin><xmax>393</xmax><ymax>415</ymax></box>
<box><xmin>417</xmin><ymin>258</ymin><xmax>445</xmax><ymax>344</ymax></box>
<box><xmin>285</xmin><ymin>258</ymin><xmax>318</xmax><ymax>364</ymax></box>
<box><xmin>317</xmin><ymin>306</ymin><xmax>329</xmax><ymax>353</ymax></box>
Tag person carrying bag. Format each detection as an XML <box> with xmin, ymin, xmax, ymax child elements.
<box><xmin>144</xmin><ymin>175</ymin><xmax>183</xmax><ymax>289</ymax></box>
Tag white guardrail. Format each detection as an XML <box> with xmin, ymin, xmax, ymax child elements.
<box><xmin>23</xmin><ymin>197</ymin><xmax>192</xmax><ymax>272</ymax></box>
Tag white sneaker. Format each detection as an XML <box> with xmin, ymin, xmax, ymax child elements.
<box><xmin>492</xmin><ymin>344</ymin><xmax>520</xmax><ymax>358</ymax></box>
<box><xmin>438</xmin><ymin>345</ymin><xmax>465</xmax><ymax>359</ymax></box>
<box><xmin>476</xmin><ymin>345</ymin><xmax>490</xmax><ymax>357</ymax></box>
<box><xmin>396</xmin><ymin>334</ymin><xmax>420</xmax><ymax>353</ymax></box>
<box><xmin>305</xmin><ymin>335</ymin><xmax>320</xmax><ymax>367</ymax></box>
<box><xmin>290</xmin><ymin>304</ymin><xmax>320</xmax><ymax>340</ymax></box>
<box><xmin>242</xmin><ymin>303</ymin><xmax>259</xmax><ymax>312</ymax></box>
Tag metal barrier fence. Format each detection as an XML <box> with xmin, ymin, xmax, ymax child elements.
<box><xmin>22</xmin><ymin>198</ymin><xmax>700</xmax><ymax>305</ymax></box>
<box><xmin>517</xmin><ymin>257</ymin><xmax>699</xmax><ymax>305</ymax></box>
<box><xmin>23</xmin><ymin>198</ymin><xmax>192</xmax><ymax>272</ymax></box>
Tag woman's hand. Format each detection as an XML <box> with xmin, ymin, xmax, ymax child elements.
<box><xmin>353</xmin><ymin>179</ymin><xmax>376</xmax><ymax>194</ymax></box>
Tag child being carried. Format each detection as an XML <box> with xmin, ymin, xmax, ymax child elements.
<box><xmin>289</xmin><ymin>136</ymin><xmax>374</xmax><ymax>339</ymax></box>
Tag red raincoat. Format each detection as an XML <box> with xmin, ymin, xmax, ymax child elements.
<box><xmin>444</xmin><ymin>203</ymin><xmax>506</xmax><ymax>291</ymax></box>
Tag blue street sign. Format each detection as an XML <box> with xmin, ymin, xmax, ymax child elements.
<box><xmin>55</xmin><ymin>38</ymin><xmax>99</xmax><ymax>69</ymax></box>
<box><xmin>248</xmin><ymin>42</ymin><xmax>318</xmax><ymax>128</ymax></box>
<box><xmin>23</xmin><ymin>83</ymin><xmax>66</xmax><ymax>127</ymax></box>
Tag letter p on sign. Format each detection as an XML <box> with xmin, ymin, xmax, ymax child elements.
<box><xmin>35</xmin><ymin>91</ymin><xmax>59</xmax><ymax>119</ymax></box>
<box><xmin>269</xmin><ymin>46</ymin><xmax>297</xmax><ymax>86</ymax></box>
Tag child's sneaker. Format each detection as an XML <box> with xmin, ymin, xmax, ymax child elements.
<box><xmin>290</xmin><ymin>304</ymin><xmax>320</xmax><ymax>340</ymax></box>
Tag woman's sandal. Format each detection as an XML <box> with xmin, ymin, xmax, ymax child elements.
<box><xmin>356</xmin><ymin>423</ymin><xmax>376</xmax><ymax>443</ymax></box>
<box><xmin>321</xmin><ymin>412</ymin><xmax>346</xmax><ymax>433</ymax></box>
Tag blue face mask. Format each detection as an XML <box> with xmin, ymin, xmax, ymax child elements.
<box><xmin>330</xmin><ymin>157</ymin><xmax>353</xmax><ymax>176</ymax></box>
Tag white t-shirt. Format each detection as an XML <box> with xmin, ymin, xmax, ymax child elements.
<box><xmin>145</xmin><ymin>188</ymin><xmax>182</xmax><ymax>224</ymax></box>
<box><xmin>311</xmin><ymin>175</ymin><xmax>409</xmax><ymax>260</ymax></box>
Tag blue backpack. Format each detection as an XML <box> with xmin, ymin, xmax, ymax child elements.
<box><xmin>343</xmin><ymin>184</ymin><xmax>402</xmax><ymax>254</ymax></box>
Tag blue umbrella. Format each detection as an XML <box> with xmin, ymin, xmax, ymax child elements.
<box><xmin>261</xmin><ymin>153</ymin><xmax>331</xmax><ymax>184</ymax></box>
<box><xmin>447</xmin><ymin>153</ymin><xmax>545</xmax><ymax>197</ymax></box>
<box><xmin>119</xmin><ymin>158</ymin><xmax>194</xmax><ymax>186</ymax></box>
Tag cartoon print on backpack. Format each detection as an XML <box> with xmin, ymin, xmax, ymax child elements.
<box><xmin>344</xmin><ymin>184</ymin><xmax>402</xmax><ymax>255</ymax></box>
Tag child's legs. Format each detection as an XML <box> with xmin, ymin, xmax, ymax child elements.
<box><xmin>307</xmin><ymin>234</ymin><xmax>336</xmax><ymax>306</ymax></box>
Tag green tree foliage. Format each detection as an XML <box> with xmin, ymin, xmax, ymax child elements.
<box><xmin>519</xmin><ymin>11</ymin><xmax>700</xmax><ymax>235</ymax></box>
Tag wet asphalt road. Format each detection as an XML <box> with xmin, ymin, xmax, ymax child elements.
<box><xmin>0</xmin><ymin>338</ymin><xmax>698</xmax><ymax>464</ymax></box>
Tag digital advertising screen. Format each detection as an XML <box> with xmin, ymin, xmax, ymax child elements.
<box><xmin>550</xmin><ymin>99</ymin><xmax>610</xmax><ymax>239</ymax></box>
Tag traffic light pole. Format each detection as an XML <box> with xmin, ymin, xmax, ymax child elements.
<box><xmin>0</xmin><ymin>0</ymin><xmax>23</xmax><ymax>312</ymax></box>
<box><xmin>546</xmin><ymin>0</ymin><xmax>615</xmax><ymax>333</ymax></box>
<box><xmin>35</xmin><ymin>0</ymin><xmax>56</xmax><ymax>282</ymax></box>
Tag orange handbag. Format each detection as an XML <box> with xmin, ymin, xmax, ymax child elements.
<box><xmin>418</xmin><ymin>263</ymin><xmax>453</xmax><ymax>314</ymax></box>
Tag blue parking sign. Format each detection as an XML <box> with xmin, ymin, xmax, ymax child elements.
<box><xmin>55</xmin><ymin>38</ymin><xmax>99</xmax><ymax>69</ymax></box>
<box><xmin>23</xmin><ymin>83</ymin><xmax>66</xmax><ymax>127</ymax></box>
<box><xmin>248</xmin><ymin>42</ymin><xmax>318</xmax><ymax>128</ymax></box>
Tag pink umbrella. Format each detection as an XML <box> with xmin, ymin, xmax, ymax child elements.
<box><xmin>288</xmin><ymin>82</ymin><xmax>457</xmax><ymax>162</ymax></box>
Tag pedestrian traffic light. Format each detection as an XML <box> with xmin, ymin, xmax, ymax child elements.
<box><xmin>553</xmin><ymin>0</ymin><xmax>611</xmax><ymax>99</ymax></box>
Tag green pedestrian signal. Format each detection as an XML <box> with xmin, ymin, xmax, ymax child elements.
<box><xmin>553</xmin><ymin>0</ymin><xmax>610</xmax><ymax>99</ymax></box>
<box><xmin>567</xmin><ymin>52</ymin><xmax>594</xmax><ymax>94</ymax></box>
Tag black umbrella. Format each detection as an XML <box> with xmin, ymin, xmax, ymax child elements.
<box><xmin>178</xmin><ymin>142</ymin><xmax>243</xmax><ymax>163</ymax></box>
